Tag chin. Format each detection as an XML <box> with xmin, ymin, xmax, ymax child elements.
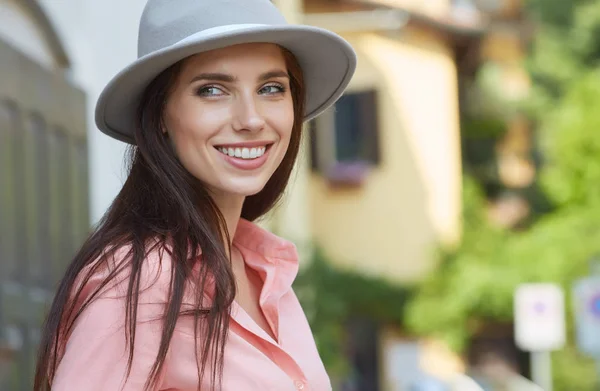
<box><xmin>221</xmin><ymin>180</ymin><xmax>269</xmax><ymax>197</ymax></box>
<box><xmin>238</xmin><ymin>185</ymin><xmax>268</xmax><ymax>197</ymax></box>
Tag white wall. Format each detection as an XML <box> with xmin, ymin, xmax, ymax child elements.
<box><xmin>36</xmin><ymin>0</ymin><xmax>147</xmax><ymax>224</ymax></box>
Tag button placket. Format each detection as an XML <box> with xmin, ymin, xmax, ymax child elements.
<box><xmin>294</xmin><ymin>380</ymin><xmax>305</xmax><ymax>390</ymax></box>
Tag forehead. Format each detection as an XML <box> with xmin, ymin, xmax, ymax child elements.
<box><xmin>179</xmin><ymin>43</ymin><xmax>287</xmax><ymax>76</ymax></box>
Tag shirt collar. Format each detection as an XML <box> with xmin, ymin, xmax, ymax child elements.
<box><xmin>232</xmin><ymin>218</ymin><xmax>299</xmax><ymax>288</ymax></box>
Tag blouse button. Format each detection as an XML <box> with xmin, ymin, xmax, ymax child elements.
<box><xmin>294</xmin><ymin>380</ymin><xmax>305</xmax><ymax>390</ymax></box>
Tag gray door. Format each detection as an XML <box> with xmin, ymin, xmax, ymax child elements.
<box><xmin>0</xmin><ymin>37</ymin><xmax>89</xmax><ymax>390</ymax></box>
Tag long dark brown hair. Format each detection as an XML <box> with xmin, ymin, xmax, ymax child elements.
<box><xmin>33</xmin><ymin>47</ymin><xmax>305</xmax><ymax>391</ymax></box>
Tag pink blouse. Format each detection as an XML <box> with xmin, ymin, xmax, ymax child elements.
<box><xmin>52</xmin><ymin>219</ymin><xmax>331</xmax><ymax>390</ymax></box>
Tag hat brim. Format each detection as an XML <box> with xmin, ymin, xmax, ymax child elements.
<box><xmin>95</xmin><ymin>24</ymin><xmax>357</xmax><ymax>144</ymax></box>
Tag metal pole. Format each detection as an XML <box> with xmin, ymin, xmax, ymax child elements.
<box><xmin>530</xmin><ymin>351</ymin><xmax>552</xmax><ymax>391</ymax></box>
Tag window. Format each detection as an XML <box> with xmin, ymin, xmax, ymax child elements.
<box><xmin>309</xmin><ymin>89</ymin><xmax>380</xmax><ymax>186</ymax></box>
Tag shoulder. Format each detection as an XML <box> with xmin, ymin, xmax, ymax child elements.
<box><xmin>73</xmin><ymin>240</ymin><xmax>176</xmax><ymax>306</ymax></box>
<box><xmin>54</xmin><ymin>241</ymin><xmax>178</xmax><ymax>390</ymax></box>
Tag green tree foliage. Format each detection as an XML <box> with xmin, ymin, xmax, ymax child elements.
<box><xmin>405</xmin><ymin>1</ymin><xmax>600</xmax><ymax>389</ymax></box>
<box><xmin>526</xmin><ymin>0</ymin><xmax>600</xmax><ymax>105</ymax></box>
<box><xmin>540</xmin><ymin>70</ymin><xmax>600</xmax><ymax>208</ymax></box>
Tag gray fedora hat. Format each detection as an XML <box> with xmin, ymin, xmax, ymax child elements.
<box><xmin>95</xmin><ymin>0</ymin><xmax>357</xmax><ymax>144</ymax></box>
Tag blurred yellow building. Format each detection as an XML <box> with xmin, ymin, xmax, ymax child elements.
<box><xmin>271</xmin><ymin>0</ymin><xmax>466</xmax><ymax>279</ymax></box>
<box><xmin>271</xmin><ymin>0</ymin><xmax>531</xmax><ymax>279</ymax></box>
<box><xmin>269</xmin><ymin>0</ymin><xmax>531</xmax><ymax>388</ymax></box>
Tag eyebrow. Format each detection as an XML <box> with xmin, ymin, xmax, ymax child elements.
<box><xmin>189</xmin><ymin>69</ymin><xmax>289</xmax><ymax>84</ymax></box>
<box><xmin>258</xmin><ymin>70</ymin><xmax>289</xmax><ymax>81</ymax></box>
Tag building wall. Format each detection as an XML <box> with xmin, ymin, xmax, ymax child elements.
<box><xmin>309</xmin><ymin>27</ymin><xmax>462</xmax><ymax>283</ymax></box>
<box><xmin>0</xmin><ymin>0</ymin><xmax>57</xmax><ymax>69</ymax></box>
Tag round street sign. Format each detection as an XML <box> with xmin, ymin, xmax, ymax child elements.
<box><xmin>573</xmin><ymin>276</ymin><xmax>600</xmax><ymax>356</ymax></box>
<box><xmin>588</xmin><ymin>293</ymin><xmax>600</xmax><ymax>318</ymax></box>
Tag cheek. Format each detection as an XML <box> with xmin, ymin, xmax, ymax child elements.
<box><xmin>277</xmin><ymin>105</ymin><xmax>295</xmax><ymax>145</ymax></box>
<box><xmin>270</xmin><ymin>113</ymin><xmax>295</xmax><ymax>171</ymax></box>
<box><xmin>167</xmin><ymin>102</ymin><xmax>223</xmax><ymax>145</ymax></box>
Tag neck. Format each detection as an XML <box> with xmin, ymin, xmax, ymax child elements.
<box><xmin>211</xmin><ymin>191</ymin><xmax>245</xmax><ymax>248</ymax></box>
<box><xmin>211</xmin><ymin>192</ymin><xmax>246</xmax><ymax>274</ymax></box>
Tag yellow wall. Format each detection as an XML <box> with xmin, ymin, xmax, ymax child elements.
<box><xmin>272</xmin><ymin>0</ymin><xmax>302</xmax><ymax>22</ymax></box>
<box><xmin>309</xmin><ymin>28</ymin><xmax>462</xmax><ymax>283</ymax></box>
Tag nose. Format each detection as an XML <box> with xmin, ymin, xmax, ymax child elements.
<box><xmin>231</xmin><ymin>94</ymin><xmax>266</xmax><ymax>133</ymax></box>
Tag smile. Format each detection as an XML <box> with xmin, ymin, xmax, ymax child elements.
<box><xmin>216</xmin><ymin>145</ymin><xmax>267</xmax><ymax>160</ymax></box>
<box><xmin>214</xmin><ymin>143</ymin><xmax>273</xmax><ymax>171</ymax></box>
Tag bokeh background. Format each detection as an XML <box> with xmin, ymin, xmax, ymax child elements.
<box><xmin>2</xmin><ymin>0</ymin><xmax>600</xmax><ymax>390</ymax></box>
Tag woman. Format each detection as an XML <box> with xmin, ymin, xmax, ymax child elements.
<box><xmin>34</xmin><ymin>0</ymin><xmax>355</xmax><ymax>390</ymax></box>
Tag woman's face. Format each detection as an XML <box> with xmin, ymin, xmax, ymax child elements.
<box><xmin>164</xmin><ymin>43</ymin><xmax>294</xmax><ymax>199</ymax></box>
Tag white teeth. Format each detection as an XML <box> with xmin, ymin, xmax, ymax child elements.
<box><xmin>217</xmin><ymin>145</ymin><xmax>268</xmax><ymax>159</ymax></box>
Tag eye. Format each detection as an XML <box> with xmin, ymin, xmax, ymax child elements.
<box><xmin>196</xmin><ymin>85</ymin><xmax>225</xmax><ymax>97</ymax></box>
<box><xmin>259</xmin><ymin>83</ymin><xmax>286</xmax><ymax>95</ymax></box>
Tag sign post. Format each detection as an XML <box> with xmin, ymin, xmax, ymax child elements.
<box><xmin>514</xmin><ymin>283</ymin><xmax>566</xmax><ymax>391</ymax></box>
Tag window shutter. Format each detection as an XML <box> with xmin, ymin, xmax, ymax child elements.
<box><xmin>334</xmin><ymin>93</ymin><xmax>360</xmax><ymax>162</ymax></box>
<box><xmin>358</xmin><ymin>90</ymin><xmax>380</xmax><ymax>164</ymax></box>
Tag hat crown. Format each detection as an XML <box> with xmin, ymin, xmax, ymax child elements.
<box><xmin>138</xmin><ymin>0</ymin><xmax>288</xmax><ymax>58</ymax></box>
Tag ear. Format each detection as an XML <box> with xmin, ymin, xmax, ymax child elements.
<box><xmin>161</xmin><ymin>114</ymin><xmax>170</xmax><ymax>136</ymax></box>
